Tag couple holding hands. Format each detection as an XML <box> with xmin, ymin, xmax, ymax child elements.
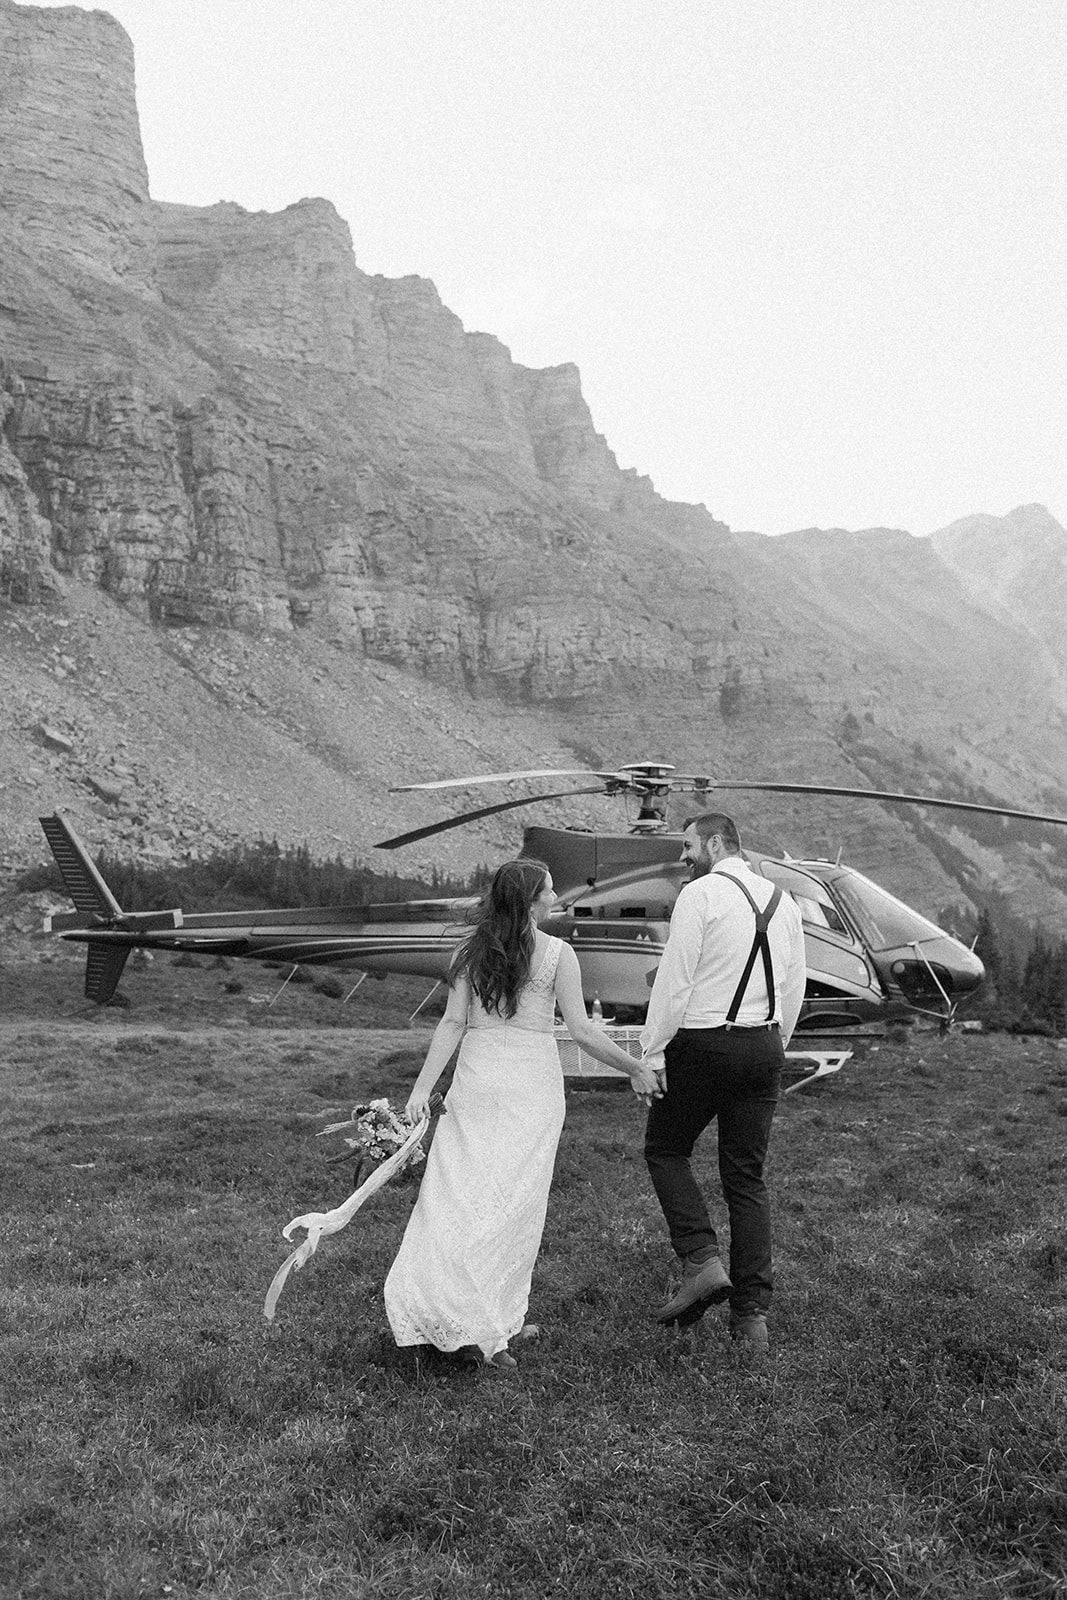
<box><xmin>384</xmin><ymin>812</ymin><xmax>806</xmax><ymax>1367</ymax></box>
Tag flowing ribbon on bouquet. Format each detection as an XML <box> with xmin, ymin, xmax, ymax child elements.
<box><xmin>263</xmin><ymin>1109</ymin><xmax>432</xmax><ymax>1323</ymax></box>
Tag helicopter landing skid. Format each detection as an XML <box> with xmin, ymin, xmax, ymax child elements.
<box><xmin>781</xmin><ymin>1049</ymin><xmax>851</xmax><ymax>1093</ymax></box>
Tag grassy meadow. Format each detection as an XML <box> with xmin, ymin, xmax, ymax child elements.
<box><xmin>1</xmin><ymin>1015</ymin><xmax>1065</xmax><ymax>1599</ymax></box>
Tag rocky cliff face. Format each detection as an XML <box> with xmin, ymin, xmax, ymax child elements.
<box><xmin>0</xmin><ymin>8</ymin><xmax>732</xmax><ymax>697</ymax></box>
<box><xmin>3</xmin><ymin>0</ymin><xmax>1067</xmax><ymax>937</ymax></box>
<box><xmin>0</xmin><ymin>379</ymin><xmax>54</xmax><ymax>603</ymax></box>
<box><xmin>0</xmin><ymin>0</ymin><xmax>154</xmax><ymax>290</ymax></box>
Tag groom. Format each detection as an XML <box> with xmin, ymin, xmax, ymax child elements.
<box><xmin>639</xmin><ymin>812</ymin><xmax>806</xmax><ymax>1350</ymax></box>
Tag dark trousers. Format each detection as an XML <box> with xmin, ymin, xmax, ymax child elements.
<box><xmin>644</xmin><ymin>1026</ymin><xmax>783</xmax><ymax>1315</ymax></box>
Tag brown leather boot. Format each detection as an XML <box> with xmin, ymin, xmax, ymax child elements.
<box><xmin>655</xmin><ymin>1254</ymin><xmax>732</xmax><ymax>1326</ymax></box>
<box><xmin>729</xmin><ymin>1310</ymin><xmax>770</xmax><ymax>1352</ymax></box>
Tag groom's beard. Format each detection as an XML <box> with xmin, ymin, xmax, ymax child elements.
<box><xmin>688</xmin><ymin>858</ymin><xmax>711</xmax><ymax>880</ymax></box>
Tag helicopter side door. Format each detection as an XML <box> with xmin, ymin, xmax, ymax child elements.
<box><xmin>752</xmin><ymin>858</ymin><xmax>887</xmax><ymax>1029</ymax></box>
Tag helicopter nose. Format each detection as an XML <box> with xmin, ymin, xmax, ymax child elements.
<box><xmin>883</xmin><ymin>937</ymin><xmax>985</xmax><ymax>1004</ymax></box>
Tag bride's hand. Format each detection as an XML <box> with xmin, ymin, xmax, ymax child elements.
<box><xmin>628</xmin><ymin>1060</ymin><xmax>665</xmax><ymax>1106</ymax></box>
<box><xmin>405</xmin><ymin>1091</ymin><xmax>432</xmax><ymax>1124</ymax></box>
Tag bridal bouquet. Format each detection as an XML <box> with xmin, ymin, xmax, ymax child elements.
<box><xmin>318</xmin><ymin>1097</ymin><xmax>427</xmax><ymax>1176</ymax></box>
<box><xmin>263</xmin><ymin>1093</ymin><xmax>443</xmax><ymax>1323</ymax></box>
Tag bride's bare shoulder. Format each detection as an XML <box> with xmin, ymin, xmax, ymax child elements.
<box><xmin>531</xmin><ymin>929</ymin><xmax>561</xmax><ymax>968</ymax></box>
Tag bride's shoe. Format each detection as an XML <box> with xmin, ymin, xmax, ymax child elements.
<box><xmin>453</xmin><ymin>1344</ymin><xmax>517</xmax><ymax>1370</ymax></box>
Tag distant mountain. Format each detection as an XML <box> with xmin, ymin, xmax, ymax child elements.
<box><xmin>2</xmin><ymin>0</ymin><xmax>1067</xmax><ymax>935</ymax></box>
<box><xmin>930</xmin><ymin>504</ymin><xmax>1067</xmax><ymax>669</ymax></box>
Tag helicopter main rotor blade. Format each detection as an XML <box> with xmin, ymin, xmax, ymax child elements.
<box><xmin>711</xmin><ymin>781</ymin><xmax>1067</xmax><ymax>828</ymax></box>
<box><xmin>390</xmin><ymin>764</ymin><xmax>715</xmax><ymax>794</ymax></box>
<box><xmin>390</xmin><ymin>769</ymin><xmax>612</xmax><ymax>792</ymax></box>
<box><xmin>376</xmin><ymin>787</ymin><xmax>608</xmax><ymax>849</ymax></box>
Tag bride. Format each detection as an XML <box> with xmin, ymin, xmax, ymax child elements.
<box><xmin>384</xmin><ymin>857</ymin><xmax>661</xmax><ymax>1368</ymax></box>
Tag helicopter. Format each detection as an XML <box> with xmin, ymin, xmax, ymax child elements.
<box><xmin>38</xmin><ymin>760</ymin><xmax>1067</xmax><ymax>1030</ymax></box>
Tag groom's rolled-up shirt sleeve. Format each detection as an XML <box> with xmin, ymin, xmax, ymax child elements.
<box><xmin>640</xmin><ymin>884</ymin><xmax>705</xmax><ymax>1062</ymax></box>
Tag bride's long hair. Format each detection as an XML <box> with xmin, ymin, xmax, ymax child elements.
<box><xmin>449</xmin><ymin>857</ymin><xmax>550</xmax><ymax>1018</ymax></box>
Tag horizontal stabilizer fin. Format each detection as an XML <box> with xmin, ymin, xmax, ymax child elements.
<box><xmin>84</xmin><ymin>941</ymin><xmax>130</xmax><ymax>1004</ymax></box>
<box><xmin>39</xmin><ymin>813</ymin><xmax>122</xmax><ymax>919</ymax></box>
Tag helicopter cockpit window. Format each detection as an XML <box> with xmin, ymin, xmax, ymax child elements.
<box><xmin>830</xmin><ymin>871</ymin><xmax>947</xmax><ymax>952</ymax></box>
<box><xmin>755</xmin><ymin>862</ymin><xmax>848</xmax><ymax>936</ymax></box>
<box><xmin>792</xmin><ymin>894</ymin><xmax>848</xmax><ymax>935</ymax></box>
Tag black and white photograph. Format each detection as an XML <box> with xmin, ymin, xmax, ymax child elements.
<box><xmin>2</xmin><ymin>2</ymin><xmax>1065</xmax><ymax>1595</ymax></box>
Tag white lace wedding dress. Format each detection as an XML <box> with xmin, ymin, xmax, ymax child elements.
<box><xmin>384</xmin><ymin>937</ymin><xmax>565</xmax><ymax>1360</ymax></box>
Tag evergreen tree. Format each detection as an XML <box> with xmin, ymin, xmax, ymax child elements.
<box><xmin>1022</xmin><ymin>932</ymin><xmax>1062</xmax><ymax>1033</ymax></box>
<box><xmin>996</xmin><ymin>946</ymin><xmax>1023</xmax><ymax>1030</ymax></box>
<box><xmin>1050</xmin><ymin>940</ymin><xmax>1067</xmax><ymax>1033</ymax></box>
<box><xmin>972</xmin><ymin>907</ymin><xmax>1000</xmax><ymax>983</ymax></box>
<box><xmin>966</xmin><ymin>905</ymin><xmax>1021</xmax><ymax>1030</ymax></box>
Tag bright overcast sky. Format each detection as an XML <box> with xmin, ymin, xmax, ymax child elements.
<box><xmin>29</xmin><ymin>0</ymin><xmax>1067</xmax><ymax>535</ymax></box>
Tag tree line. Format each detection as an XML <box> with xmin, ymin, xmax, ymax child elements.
<box><xmin>20</xmin><ymin>837</ymin><xmax>492</xmax><ymax>915</ymax></box>
<box><xmin>965</xmin><ymin>907</ymin><xmax>1067</xmax><ymax>1035</ymax></box>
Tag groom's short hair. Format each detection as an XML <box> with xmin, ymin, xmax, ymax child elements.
<box><xmin>683</xmin><ymin>811</ymin><xmax>741</xmax><ymax>853</ymax></box>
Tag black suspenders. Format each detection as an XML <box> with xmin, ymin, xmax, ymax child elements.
<box><xmin>716</xmin><ymin>873</ymin><xmax>783</xmax><ymax>1026</ymax></box>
